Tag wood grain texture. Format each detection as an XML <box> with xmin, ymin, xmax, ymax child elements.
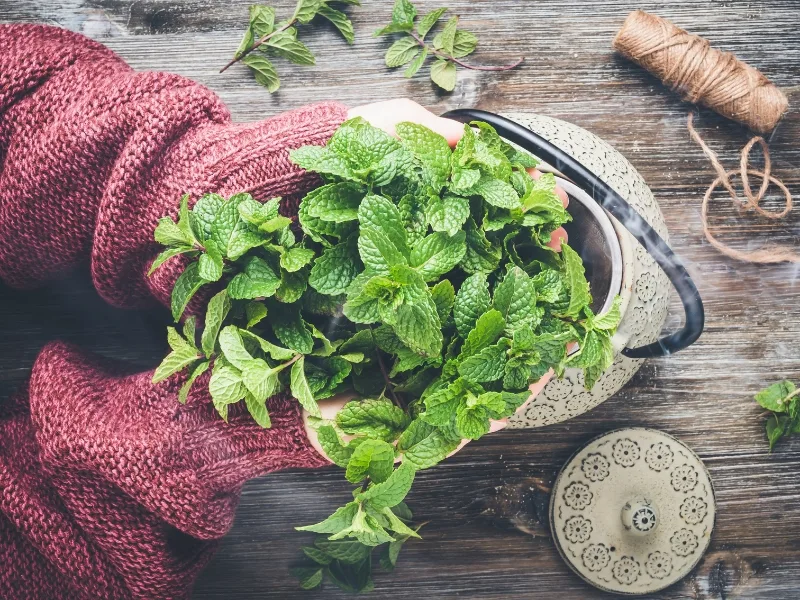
<box><xmin>1</xmin><ymin>0</ymin><xmax>799</xmax><ymax>598</ymax></box>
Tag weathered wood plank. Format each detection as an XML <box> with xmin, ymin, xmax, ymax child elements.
<box><xmin>2</xmin><ymin>0</ymin><xmax>800</xmax><ymax>598</ymax></box>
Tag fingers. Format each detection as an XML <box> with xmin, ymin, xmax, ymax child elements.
<box><xmin>347</xmin><ymin>99</ymin><xmax>464</xmax><ymax>147</ymax></box>
<box><xmin>547</xmin><ymin>226</ymin><xmax>568</xmax><ymax>252</ymax></box>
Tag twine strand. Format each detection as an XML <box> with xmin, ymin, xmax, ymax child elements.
<box><xmin>687</xmin><ymin>112</ymin><xmax>797</xmax><ymax>264</ymax></box>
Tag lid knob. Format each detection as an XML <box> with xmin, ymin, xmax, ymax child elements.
<box><xmin>621</xmin><ymin>497</ymin><xmax>658</xmax><ymax>536</ymax></box>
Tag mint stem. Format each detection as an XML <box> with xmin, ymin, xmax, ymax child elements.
<box><xmin>368</xmin><ymin>327</ymin><xmax>406</xmax><ymax>409</ymax></box>
<box><xmin>220</xmin><ymin>19</ymin><xmax>297</xmax><ymax>73</ymax></box>
<box><xmin>408</xmin><ymin>32</ymin><xmax>524</xmax><ymax>72</ymax></box>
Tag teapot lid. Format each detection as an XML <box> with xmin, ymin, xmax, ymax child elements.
<box><xmin>549</xmin><ymin>428</ymin><xmax>715</xmax><ymax>595</ymax></box>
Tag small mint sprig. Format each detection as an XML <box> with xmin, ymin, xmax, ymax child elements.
<box><xmin>754</xmin><ymin>380</ymin><xmax>800</xmax><ymax>450</ymax></box>
<box><xmin>220</xmin><ymin>0</ymin><xmax>359</xmax><ymax>92</ymax></box>
<box><xmin>375</xmin><ymin>0</ymin><xmax>524</xmax><ymax>91</ymax></box>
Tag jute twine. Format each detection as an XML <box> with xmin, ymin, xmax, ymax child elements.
<box><xmin>614</xmin><ymin>10</ymin><xmax>796</xmax><ymax>264</ymax></box>
<box><xmin>613</xmin><ymin>10</ymin><xmax>788</xmax><ymax>133</ymax></box>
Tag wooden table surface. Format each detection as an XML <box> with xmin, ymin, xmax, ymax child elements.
<box><xmin>2</xmin><ymin>0</ymin><xmax>800</xmax><ymax>598</ymax></box>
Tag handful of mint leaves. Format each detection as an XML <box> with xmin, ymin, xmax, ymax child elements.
<box><xmin>150</xmin><ymin>117</ymin><xmax>621</xmax><ymax>592</ymax></box>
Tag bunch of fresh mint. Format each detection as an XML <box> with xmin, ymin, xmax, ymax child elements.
<box><xmin>754</xmin><ymin>380</ymin><xmax>800</xmax><ymax>450</ymax></box>
<box><xmin>150</xmin><ymin>118</ymin><xmax>621</xmax><ymax>592</ymax></box>
<box><xmin>375</xmin><ymin>0</ymin><xmax>523</xmax><ymax>91</ymax></box>
<box><xmin>221</xmin><ymin>0</ymin><xmax>359</xmax><ymax>91</ymax></box>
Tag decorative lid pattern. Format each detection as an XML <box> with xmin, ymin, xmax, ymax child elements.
<box><xmin>550</xmin><ymin>428</ymin><xmax>715</xmax><ymax>595</ymax></box>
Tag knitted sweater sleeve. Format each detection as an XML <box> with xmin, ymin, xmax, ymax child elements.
<box><xmin>0</xmin><ymin>24</ymin><xmax>342</xmax><ymax>599</ymax></box>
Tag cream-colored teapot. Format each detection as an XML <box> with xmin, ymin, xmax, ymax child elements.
<box><xmin>443</xmin><ymin>110</ymin><xmax>705</xmax><ymax>428</ymax></box>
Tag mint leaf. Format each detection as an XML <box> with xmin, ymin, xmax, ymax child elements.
<box><xmin>357</xmin><ymin>194</ymin><xmax>410</xmax><ymax>270</ymax></box>
<box><xmin>452</xmin><ymin>29</ymin><xmax>478</xmax><ymax>58</ymax></box>
<box><xmin>171</xmin><ymin>262</ymin><xmax>208</xmax><ymax>320</ymax></box>
<box><xmin>458</xmin><ymin>341</ymin><xmax>508</xmax><ymax>383</ymax></box>
<box><xmin>427</xmin><ymin>194</ymin><xmax>470</xmax><ymax>237</ymax></box>
<box><xmin>297</xmin><ymin>502</ymin><xmax>359</xmax><ymax>534</ymax></box>
<box><xmin>244</xmin><ymin>391</ymin><xmax>272</xmax><ymax>428</ymax></box>
<box><xmin>249</xmin><ymin>5</ymin><xmax>276</xmax><ymax>37</ymax></box>
<box><xmin>404</xmin><ymin>47</ymin><xmax>428</xmax><ymax>77</ymax></box>
<box><xmin>450</xmin><ymin>168</ymin><xmax>481</xmax><ymax>193</ymax></box>
<box><xmin>399</xmin><ymin>420</ymin><xmax>460</xmax><ymax>469</ymax></box>
<box><xmin>317</xmin><ymin>424</ymin><xmax>355</xmax><ymax>467</ymax></box>
<box><xmin>410</xmin><ymin>231</ymin><xmax>466</xmax><ymax>281</ymax></box>
<box><xmin>239</xmin><ymin>330</ymin><xmax>295</xmax><ymax>361</ymax></box>
<box><xmin>386</xmin><ymin>37</ymin><xmax>421</xmax><ymax>67</ymax></box>
<box><xmin>201</xmin><ymin>290</ymin><xmax>231</xmax><ymax>356</ymax></box>
<box><xmin>280</xmin><ymin>247</ymin><xmax>315</xmax><ymax>272</ymax></box>
<box><xmin>291</xmin><ymin>145</ymin><xmax>357</xmax><ymax>183</ymax></box>
<box><xmin>767</xmin><ymin>415</ymin><xmax>790</xmax><ymax>451</ymax></box>
<box><xmin>471</xmin><ymin>176</ymin><xmax>521</xmax><ymax>209</ymax></box>
<box><xmin>493</xmin><ymin>266</ymin><xmax>537</xmax><ymax>332</ymax></box>
<box><xmin>329</xmin><ymin>504</ymin><xmax>395</xmax><ymax>546</ymax></box>
<box><xmin>218</xmin><ymin>326</ymin><xmax>255</xmax><ymax>370</ymax></box>
<box><xmin>455</xmin><ymin>404</ymin><xmax>490</xmax><ymax>440</ymax></box>
<box><xmin>756</xmin><ymin>381</ymin><xmax>796</xmax><ymax>412</ymax></box>
<box><xmin>459</xmin><ymin>309</ymin><xmax>505</xmax><ymax>359</ymax></box>
<box><xmin>360</xmin><ymin>461</ymin><xmax>416</xmax><ymax>509</ymax></box>
<box><xmin>154</xmin><ymin>217</ymin><xmax>193</xmax><ymax>247</ymax></box>
<box><xmin>416</xmin><ymin>7</ymin><xmax>446</xmax><ymax>38</ymax></box>
<box><xmin>432</xmin><ymin>15</ymin><xmax>456</xmax><ymax>52</ymax></box>
<box><xmin>345</xmin><ymin>439</ymin><xmax>396</xmax><ymax>484</ymax></box>
<box><xmin>148</xmin><ymin>246</ymin><xmax>195</xmax><ymax>276</ymax></box>
<box><xmin>386</xmin><ymin>265</ymin><xmax>442</xmax><ymax>357</ymax></box>
<box><xmin>461</xmin><ymin>218</ymin><xmax>501</xmax><ymax>274</ymax></box>
<box><xmin>292</xmin><ymin>0</ymin><xmax>322</xmax><ymax>24</ymax></box>
<box><xmin>152</xmin><ymin>339</ymin><xmax>200</xmax><ymax>383</ymax></box>
<box><xmin>533</xmin><ymin>270</ymin><xmax>566</xmax><ymax>305</ymax></box>
<box><xmin>592</xmin><ymin>296</ymin><xmax>622</xmax><ymax>331</ymax></box>
<box><xmin>245</xmin><ymin>301</ymin><xmax>268</xmax><ymax>328</ymax></box>
<box><xmin>318</xmin><ymin>4</ymin><xmax>355</xmax><ymax>43</ymax></box>
<box><xmin>198</xmin><ymin>240</ymin><xmax>224</xmax><ymax>281</ymax></box>
<box><xmin>275</xmin><ymin>267</ymin><xmax>308</xmax><ymax>304</ymax></box>
<box><xmin>178</xmin><ymin>359</ymin><xmax>210</xmax><ymax>404</ymax></box>
<box><xmin>313</xmin><ymin>539</ymin><xmax>370</xmax><ymax>564</ymax></box>
<box><xmin>290</xmin><ymin>356</ymin><xmax>322</xmax><ymax>417</ymax></box>
<box><xmin>309</xmin><ymin>238</ymin><xmax>361</xmax><ymax>295</ymax></box>
<box><xmin>375</xmin><ymin>0</ymin><xmax>416</xmax><ymax>34</ymax></box>
<box><xmin>336</xmin><ymin>398</ymin><xmax>411</xmax><ymax>441</ymax></box>
<box><xmin>271</xmin><ymin>305</ymin><xmax>314</xmax><ymax>354</ymax></box>
<box><xmin>304</xmin><ymin>182</ymin><xmax>365</xmax><ymax>223</ymax></box>
<box><xmin>454</xmin><ymin>273</ymin><xmax>491</xmax><ymax>338</ymax></box>
<box><xmin>396</xmin><ymin>122</ymin><xmax>452</xmax><ymax>191</ymax></box>
<box><xmin>560</xmin><ymin>242</ymin><xmax>591</xmax><ymax>317</ymax></box>
<box><xmin>430</xmin><ymin>58</ymin><xmax>457</xmax><ymax>91</ymax></box>
<box><xmin>209</xmin><ymin>362</ymin><xmax>246</xmax><ymax>420</ymax></box>
<box><xmin>227</xmin><ymin>256</ymin><xmax>281</xmax><ymax>300</ymax></box>
<box><xmin>191</xmin><ymin>193</ymin><xmax>225</xmax><ymax>241</ymax></box>
<box><xmin>430</xmin><ymin>280</ymin><xmax>455</xmax><ymax>322</ymax></box>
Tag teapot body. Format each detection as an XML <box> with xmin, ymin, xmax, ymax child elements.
<box><xmin>502</xmin><ymin>114</ymin><xmax>671</xmax><ymax>428</ymax></box>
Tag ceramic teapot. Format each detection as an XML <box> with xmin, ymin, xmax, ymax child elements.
<box><xmin>442</xmin><ymin>110</ymin><xmax>705</xmax><ymax>428</ymax></box>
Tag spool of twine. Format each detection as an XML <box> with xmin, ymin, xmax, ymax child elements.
<box><xmin>613</xmin><ymin>10</ymin><xmax>788</xmax><ymax>133</ymax></box>
<box><xmin>614</xmin><ymin>11</ymin><xmax>796</xmax><ymax>264</ymax></box>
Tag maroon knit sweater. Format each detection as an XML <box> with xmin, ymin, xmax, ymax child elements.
<box><xmin>0</xmin><ymin>24</ymin><xmax>348</xmax><ymax>599</ymax></box>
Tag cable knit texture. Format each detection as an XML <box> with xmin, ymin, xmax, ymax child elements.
<box><xmin>0</xmin><ymin>24</ymin><xmax>346</xmax><ymax>599</ymax></box>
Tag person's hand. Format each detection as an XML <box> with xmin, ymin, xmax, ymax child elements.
<box><xmin>304</xmin><ymin>99</ymin><xmax>571</xmax><ymax>461</ymax></box>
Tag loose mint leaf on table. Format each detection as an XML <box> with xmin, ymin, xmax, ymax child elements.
<box><xmin>297</xmin><ymin>502</ymin><xmax>360</xmax><ymax>534</ymax></box>
<box><xmin>429</xmin><ymin>59</ymin><xmax>457</xmax><ymax>91</ymax></box>
<box><xmin>358</xmin><ymin>462</ymin><xmax>416</xmax><ymax>509</ymax></box>
<box><xmin>755</xmin><ymin>380</ymin><xmax>796</xmax><ymax>412</ymax></box>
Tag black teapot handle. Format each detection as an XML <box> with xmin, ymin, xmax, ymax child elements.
<box><xmin>442</xmin><ymin>108</ymin><xmax>704</xmax><ymax>358</ymax></box>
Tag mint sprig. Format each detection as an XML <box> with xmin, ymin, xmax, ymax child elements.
<box><xmin>150</xmin><ymin>118</ymin><xmax>621</xmax><ymax>593</ymax></box>
<box><xmin>220</xmin><ymin>0</ymin><xmax>359</xmax><ymax>91</ymax></box>
<box><xmin>754</xmin><ymin>380</ymin><xmax>800</xmax><ymax>451</ymax></box>
<box><xmin>375</xmin><ymin>0</ymin><xmax>524</xmax><ymax>91</ymax></box>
